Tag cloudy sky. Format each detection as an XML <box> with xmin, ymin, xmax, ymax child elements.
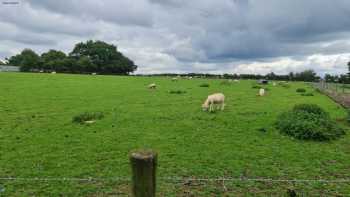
<box><xmin>1</xmin><ymin>0</ymin><xmax>350</xmax><ymax>75</ymax></box>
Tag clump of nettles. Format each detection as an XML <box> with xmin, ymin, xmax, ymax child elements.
<box><xmin>276</xmin><ymin>104</ymin><xmax>345</xmax><ymax>141</ymax></box>
<box><xmin>301</xmin><ymin>92</ymin><xmax>314</xmax><ymax>96</ymax></box>
<box><xmin>72</xmin><ymin>112</ymin><xmax>104</xmax><ymax>124</ymax></box>
<box><xmin>168</xmin><ymin>90</ymin><xmax>186</xmax><ymax>94</ymax></box>
<box><xmin>296</xmin><ymin>88</ymin><xmax>306</xmax><ymax>93</ymax></box>
<box><xmin>199</xmin><ymin>83</ymin><xmax>210</xmax><ymax>87</ymax></box>
<box><xmin>278</xmin><ymin>82</ymin><xmax>291</xmax><ymax>88</ymax></box>
<box><xmin>252</xmin><ymin>85</ymin><xmax>262</xmax><ymax>89</ymax></box>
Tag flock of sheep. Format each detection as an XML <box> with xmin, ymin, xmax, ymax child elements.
<box><xmin>148</xmin><ymin>77</ymin><xmax>272</xmax><ymax>112</ymax></box>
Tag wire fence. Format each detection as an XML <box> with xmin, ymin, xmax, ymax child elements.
<box><xmin>314</xmin><ymin>81</ymin><xmax>350</xmax><ymax>94</ymax></box>
<box><xmin>313</xmin><ymin>82</ymin><xmax>350</xmax><ymax>108</ymax></box>
<box><xmin>1</xmin><ymin>176</ymin><xmax>350</xmax><ymax>183</ymax></box>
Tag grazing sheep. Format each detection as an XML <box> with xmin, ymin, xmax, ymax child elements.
<box><xmin>171</xmin><ymin>77</ymin><xmax>178</xmax><ymax>81</ymax></box>
<box><xmin>51</xmin><ymin>71</ymin><xmax>56</xmax><ymax>74</ymax></box>
<box><xmin>202</xmin><ymin>93</ymin><xmax>225</xmax><ymax>112</ymax></box>
<box><xmin>92</xmin><ymin>72</ymin><xmax>97</xmax><ymax>75</ymax></box>
<box><xmin>258</xmin><ymin>88</ymin><xmax>265</xmax><ymax>96</ymax></box>
<box><xmin>148</xmin><ymin>83</ymin><xmax>156</xmax><ymax>89</ymax></box>
<box><xmin>233</xmin><ymin>79</ymin><xmax>240</xmax><ymax>82</ymax></box>
<box><xmin>272</xmin><ymin>82</ymin><xmax>277</xmax><ymax>86</ymax></box>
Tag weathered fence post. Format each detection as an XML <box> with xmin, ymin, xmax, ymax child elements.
<box><xmin>130</xmin><ymin>149</ymin><xmax>157</xmax><ymax>197</ymax></box>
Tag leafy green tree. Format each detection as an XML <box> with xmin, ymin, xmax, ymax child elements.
<box><xmin>288</xmin><ymin>72</ymin><xmax>294</xmax><ymax>81</ymax></box>
<box><xmin>75</xmin><ymin>56</ymin><xmax>96</xmax><ymax>73</ymax></box>
<box><xmin>7</xmin><ymin>49</ymin><xmax>41</xmax><ymax>71</ymax></box>
<box><xmin>41</xmin><ymin>50</ymin><xmax>67</xmax><ymax>71</ymax></box>
<box><xmin>266</xmin><ymin>72</ymin><xmax>276</xmax><ymax>80</ymax></box>
<box><xmin>295</xmin><ymin>70</ymin><xmax>317</xmax><ymax>82</ymax></box>
<box><xmin>6</xmin><ymin>54</ymin><xmax>23</xmax><ymax>66</ymax></box>
<box><xmin>70</xmin><ymin>40</ymin><xmax>137</xmax><ymax>74</ymax></box>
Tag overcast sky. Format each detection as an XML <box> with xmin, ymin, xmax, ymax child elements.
<box><xmin>1</xmin><ymin>0</ymin><xmax>350</xmax><ymax>75</ymax></box>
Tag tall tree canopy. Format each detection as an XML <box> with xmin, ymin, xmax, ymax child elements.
<box><xmin>294</xmin><ymin>69</ymin><xmax>318</xmax><ymax>82</ymax></box>
<box><xmin>6</xmin><ymin>40</ymin><xmax>137</xmax><ymax>75</ymax></box>
<box><xmin>7</xmin><ymin>49</ymin><xmax>41</xmax><ymax>71</ymax></box>
<box><xmin>70</xmin><ymin>40</ymin><xmax>137</xmax><ymax>74</ymax></box>
<box><xmin>41</xmin><ymin>50</ymin><xmax>67</xmax><ymax>71</ymax></box>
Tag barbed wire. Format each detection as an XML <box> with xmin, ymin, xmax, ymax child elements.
<box><xmin>1</xmin><ymin>176</ymin><xmax>349</xmax><ymax>183</ymax></box>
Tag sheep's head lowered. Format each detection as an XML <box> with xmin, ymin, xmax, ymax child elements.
<box><xmin>202</xmin><ymin>102</ymin><xmax>209</xmax><ymax>111</ymax></box>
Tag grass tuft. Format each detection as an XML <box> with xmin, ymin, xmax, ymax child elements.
<box><xmin>72</xmin><ymin>112</ymin><xmax>104</xmax><ymax>124</ymax></box>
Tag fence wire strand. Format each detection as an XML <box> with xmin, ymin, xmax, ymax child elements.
<box><xmin>1</xmin><ymin>176</ymin><xmax>350</xmax><ymax>183</ymax></box>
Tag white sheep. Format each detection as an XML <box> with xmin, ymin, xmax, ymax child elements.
<box><xmin>91</xmin><ymin>72</ymin><xmax>97</xmax><ymax>75</ymax></box>
<box><xmin>258</xmin><ymin>88</ymin><xmax>265</xmax><ymax>96</ymax></box>
<box><xmin>202</xmin><ymin>93</ymin><xmax>225</xmax><ymax>112</ymax></box>
<box><xmin>148</xmin><ymin>83</ymin><xmax>156</xmax><ymax>89</ymax></box>
<box><xmin>171</xmin><ymin>77</ymin><xmax>178</xmax><ymax>81</ymax></box>
<box><xmin>233</xmin><ymin>79</ymin><xmax>240</xmax><ymax>82</ymax></box>
<box><xmin>51</xmin><ymin>71</ymin><xmax>56</xmax><ymax>74</ymax></box>
<box><xmin>272</xmin><ymin>82</ymin><xmax>277</xmax><ymax>86</ymax></box>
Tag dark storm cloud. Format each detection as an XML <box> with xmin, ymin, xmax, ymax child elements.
<box><xmin>27</xmin><ymin>0</ymin><xmax>154</xmax><ymax>27</ymax></box>
<box><xmin>0</xmin><ymin>0</ymin><xmax>350</xmax><ymax>74</ymax></box>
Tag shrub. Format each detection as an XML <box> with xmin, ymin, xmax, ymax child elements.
<box><xmin>301</xmin><ymin>92</ymin><xmax>314</xmax><ymax>96</ymax></box>
<box><xmin>296</xmin><ymin>88</ymin><xmax>306</xmax><ymax>93</ymax></box>
<box><xmin>278</xmin><ymin>82</ymin><xmax>290</xmax><ymax>88</ymax></box>
<box><xmin>276</xmin><ymin>104</ymin><xmax>345</xmax><ymax>141</ymax></box>
<box><xmin>252</xmin><ymin>85</ymin><xmax>262</xmax><ymax>89</ymax></box>
<box><xmin>169</xmin><ymin>90</ymin><xmax>186</xmax><ymax>94</ymax></box>
<box><xmin>72</xmin><ymin>112</ymin><xmax>104</xmax><ymax>124</ymax></box>
<box><xmin>199</xmin><ymin>83</ymin><xmax>210</xmax><ymax>87</ymax></box>
<box><xmin>292</xmin><ymin>104</ymin><xmax>327</xmax><ymax>116</ymax></box>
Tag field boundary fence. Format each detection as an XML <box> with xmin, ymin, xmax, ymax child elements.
<box><xmin>313</xmin><ymin>81</ymin><xmax>350</xmax><ymax>108</ymax></box>
<box><xmin>1</xmin><ymin>149</ymin><xmax>350</xmax><ymax>196</ymax></box>
<box><xmin>1</xmin><ymin>176</ymin><xmax>350</xmax><ymax>183</ymax></box>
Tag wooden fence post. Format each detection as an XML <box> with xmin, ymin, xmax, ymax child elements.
<box><xmin>130</xmin><ymin>149</ymin><xmax>157</xmax><ymax>197</ymax></box>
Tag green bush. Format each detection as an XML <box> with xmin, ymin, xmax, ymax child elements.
<box><xmin>199</xmin><ymin>83</ymin><xmax>210</xmax><ymax>87</ymax></box>
<box><xmin>276</xmin><ymin>104</ymin><xmax>345</xmax><ymax>141</ymax></box>
<box><xmin>296</xmin><ymin>88</ymin><xmax>306</xmax><ymax>93</ymax></box>
<box><xmin>169</xmin><ymin>90</ymin><xmax>186</xmax><ymax>94</ymax></box>
<box><xmin>72</xmin><ymin>112</ymin><xmax>104</xmax><ymax>124</ymax></box>
<box><xmin>301</xmin><ymin>92</ymin><xmax>314</xmax><ymax>96</ymax></box>
<box><xmin>278</xmin><ymin>82</ymin><xmax>291</xmax><ymax>88</ymax></box>
<box><xmin>252</xmin><ymin>85</ymin><xmax>262</xmax><ymax>89</ymax></box>
<box><xmin>293</xmin><ymin>104</ymin><xmax>327</xmax><ymax>116</ymax></box>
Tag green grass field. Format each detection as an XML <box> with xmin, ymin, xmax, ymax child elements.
<box><xmin>0</xmin><ymin>72</ymin><xmax>349</xmax><ymax>196</ymax></box>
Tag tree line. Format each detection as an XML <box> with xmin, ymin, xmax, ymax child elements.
<box><xmin>4</xmin><ymin>40</ymin><xmax>137</xmax><ymax>75</ymax></box>
<box><xmin>322</xmin><ymin>62</ymin><xmax>350</xmax><ymax>83</ymax></box>
<box><xmin>138</xmin><ymin>69</ymin><xmax>321</xmax><ymax>82</ymax></box>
